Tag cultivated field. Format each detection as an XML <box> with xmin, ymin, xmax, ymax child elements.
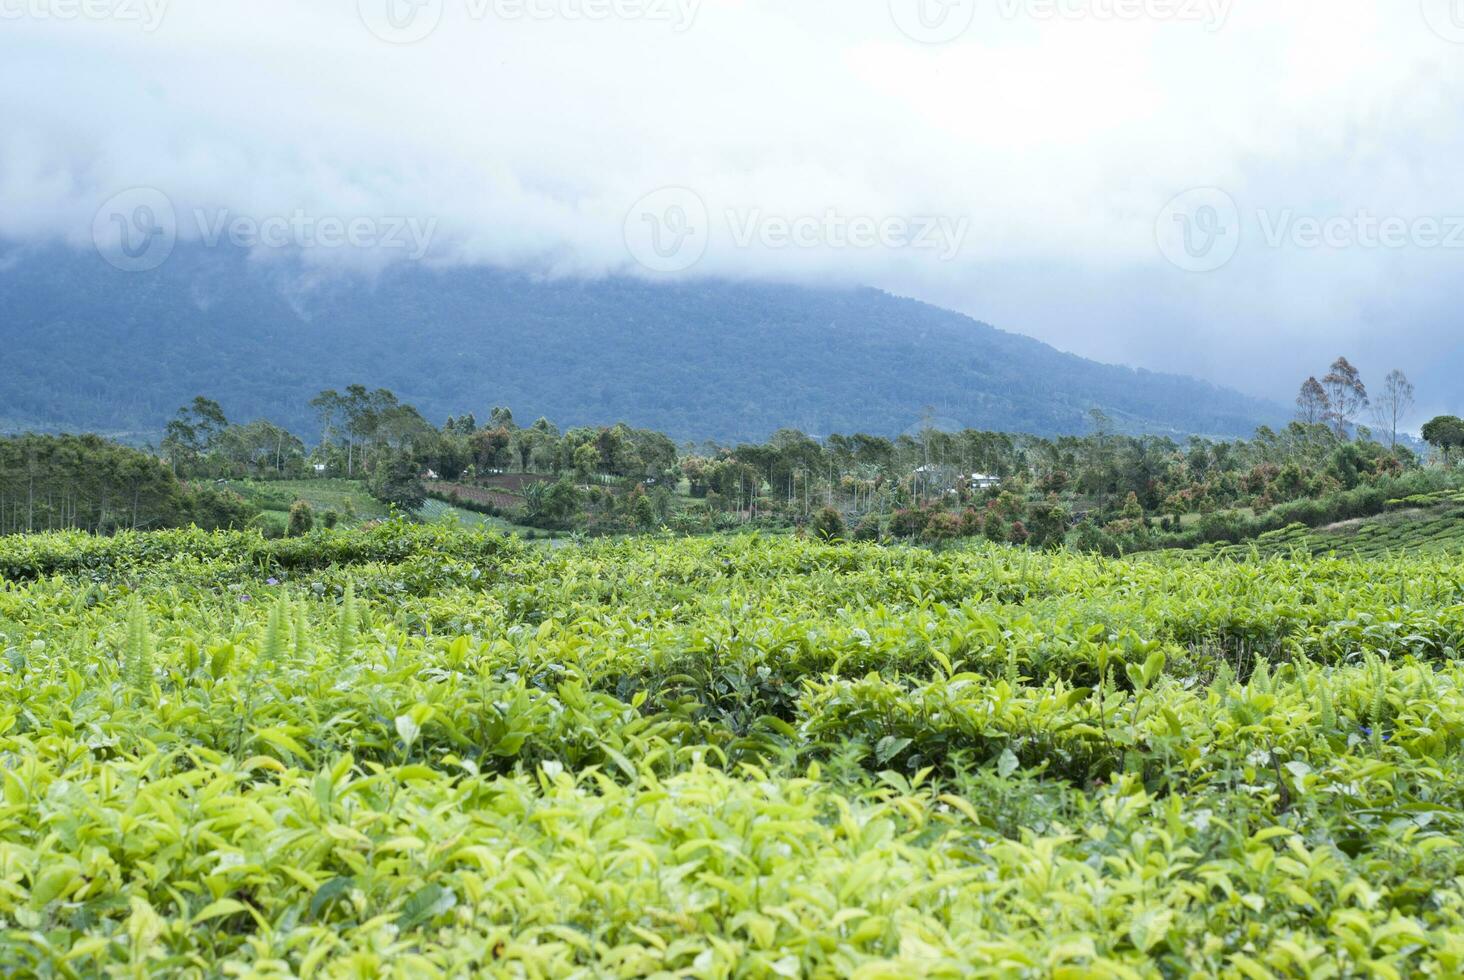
<box><xmin>1</xmin><ymin>525</ymin><xmax>1463</xmax><ymax>975</ymax></box>
<box><xmin>1205</xmin><ymin>490</ymin><xmax>1464</xmax><ymax>560</ymax></box>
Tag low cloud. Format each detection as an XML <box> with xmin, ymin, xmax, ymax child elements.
<box><xmin>2</xmin><ymin>0</ymin><xmax>1462</xmax><ymax>421</ymax></box>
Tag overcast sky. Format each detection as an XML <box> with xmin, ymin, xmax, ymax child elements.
<box><xmin>3</xmin><ymin>0</ymin><xmax>1463</xmax><ymax>422</ymax></box>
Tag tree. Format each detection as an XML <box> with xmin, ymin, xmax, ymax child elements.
<box><xmin>512</xmin><ymin>429</ymin><xmax>538</xmax><ymax>473</ymax></box>
<box><xmin>0</xmin><ymin>433</ymin><xmax>254</xmax><ymax>533</ymax></box>
<box><xmin>983</xmin><ymin>509</ymin><xmax>1010</xmax><ymax>544</ymax></box>
<box><xmin>162</xmin><ymin>397</ymin><xmax>229</xmax><ymax>475</ymax></box>
<box><xmin>522</xmin><ymin>478</ymin><xmax>580</xmax><ymax>527</ymax></box>
<box><xmin>1023</xmin><ymin>497</ymin><xmax>1070</xmax><ymax>549</ymax></box>
<box><xmin>1008</xmin><ymin>520</ymin><xmax>1030</xmax><ymax>546</ymax></box>
<box><xmin>443</xmin><ymin>413</ymin><xmax>477</xmax><ymax>436</ymax></box>
<box><xmin>1370</xmin><ymin>369</ymin><xmax>1415</xmax><ymax>450</ymax></box>
<box><xmin>922</xmin><ymin>511</ymin><xmax>962</xmax><ymax>545</ymax></box>
<box><xmin>1295</xmin><ymin>377</ymin><xmax>1330</xmax><ymax>426</ymax></box>
<box><xmin>1320</xmin><ymin>357</ymin><xmax>1368</xmax><ymax>438</ymax></box>
<box><xmin>1422</xmin><ymin>415</ymin><xmax>1464</xmax><ymax>466</ymax></box>
<box><xmin>889</xmin><ymin>508</ymin><xmax>929</xmax><ymax>538</ymax></box>
<box><xmin>367</xmin><ymin>451</ymin><xmax>426</xmax><ymax>512</ymax></box>
<box><xmin>310</xmin><ymin>389</ymin><xmax>347</xmax><ymax>469</ymax></box>
<box><xmin>470</xmin><ymin>427</ymin><xmax>512</xmax><ymax>472</ymax></box>
<box><xmin>373</xmin><ymin>404</ymin><xmax>435</xmax><ymax>456</ymax></box>
<box><xmin>681</xmin><ymin>456</ymin><xmax>711</xmax><ymax>497</ymax></box>
<box><xmin>572</xmin><ymin>442</ymin><xmax>602</xmax><ymax>483</ymax></box>
<box><xmin>215</xmin><ymin>420</ymin><xmax>305</xmax><ymax>477</ymax></box>
<box><xmin>315</xmin><ymin>385</ymin><xmax>401</xmax><ymax>477</ymax></box>
<box><xmin>628</xmin><ymin>489</ymin><xmax>656</xmax><ymax>529</ymax></box>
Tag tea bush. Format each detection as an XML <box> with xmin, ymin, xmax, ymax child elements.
<box><xmin>2</xmin><ymin>525</ymin><xmax>1464</xmax><ymax>975</ymax></box>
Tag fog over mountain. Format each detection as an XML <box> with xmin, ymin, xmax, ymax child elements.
<box><xmin>2</xmin><ymin>1</ymin><xmax>1462</xmax><ymax>426</ymax></box>
<box><xmin>0</xmin><ymin>244</ymin><xmax>1283</xmax><ymax>442</ymax></box>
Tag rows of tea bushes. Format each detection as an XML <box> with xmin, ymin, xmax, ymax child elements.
<box><xmin>2</xmin><ymin>526</ymin><xmax>1464</xmax><ymax>975</ymax></box>
<box><xmin>0</xmin><ymin>521</ymin><xmax>526</xmax><ymax>582</ymax></box>
<box><xmin>1202</xmin><ymin>508</ymin><xmax>1464</xmax><ymax>560</ymax></box>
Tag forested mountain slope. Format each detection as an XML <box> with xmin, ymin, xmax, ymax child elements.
<box><xmin>0</xmin><ymin>244</ymin><xmax>1282</xmax><ymax>441</ymax></box>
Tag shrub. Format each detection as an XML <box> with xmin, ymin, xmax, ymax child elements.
<box><xmin>851</xmin><ymin>514</ymin><xmax>882</xmax><ymax>542</ymax></box>
<box><xmin>287</xmin><ymin>500</ymin><xmax>315</xmax><ymax>537</ymax></box>
<box><xmin>250</xmin><ymin>514</ymin><xmax>287</xmax><ymax>540</ymax></box>
<box><xmin>3</xmin><ymin>527</ymin><xmax>1464</xmax><ymax>974</ymax></box>
<box><xmin>922</xmin><ymin>511</ymin><xmax>962</xmax><ymax>544</ymax></box>
<box><xmin>1008</xmin><ymin>519</ymin><xmax>1030</xmax><ymax>545</ymax></box>
<box><xmin>1067</xmin><ymin>519</ymin><xmax>1117</xmax><ymax>556</ymax></box>
<box><xmin>1023</xmin><ymin>498</ymin><xmax>1070</xmax><ymax>550</ymax></box>
<box><xmin>889</xmin><ymin>508</ymin><xmax>929</xmax><ymax>538</ymax></box>
<box><xmin>810</xmin><ymin>506</ymin><xmax>846</xmax><ymax>542</ymax></box>
<box><xmin>983</xmin><ymin>510</ymin><xmax>1009</xmax><ymax>544</ymax></box>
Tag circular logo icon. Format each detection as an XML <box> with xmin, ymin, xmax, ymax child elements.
<box><xmin>1421</xmin><ymin>0</ymin><xmax>1464</xmax><ymax>42</ymax></box>
<box><xmin>358</xmin><ymin>0</ymin><xmax>443</xmax><ymax>44</ymax></box>
<box><xmin>1155</xmin><ymin>187</ymin><xmax>1241</xmax><ymax>273</ymax></box>
<box><xmin>624</xmin><ymin>187</ymin><xmax>709</xmax><ymax>273</ymax></box>
<box><xmin>889</xmin><ymin>0</ymin><xmax>977</xmax><ymax>44</ymax></box>
<box><xmin>93</xmin><ymin>187</ymin><xmax>177</xmax><ymax>273</ymax></box>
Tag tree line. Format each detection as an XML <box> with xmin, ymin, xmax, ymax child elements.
<box><xmin>6</xmin><ymin>359</ymin><xmax>1459</xmax><ymax>544</ymax></box>
<box><xmin>0</xmin><ymin>434</ymin><xmax>252</xmax><ymax>535</ymax></box>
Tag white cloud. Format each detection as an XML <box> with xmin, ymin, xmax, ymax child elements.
<box><xmin>2</xmin><ymin>0</ymin><xmax>1462</xmax><ymax>408</ymax></box>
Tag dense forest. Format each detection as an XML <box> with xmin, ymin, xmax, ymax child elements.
<box><xmin>0</xmin><ymin>243</ymin><xmax>1285</xmax><ymax>441</ymax></box>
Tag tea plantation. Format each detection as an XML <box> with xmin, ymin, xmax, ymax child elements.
<box><xmin>1206</xmin><ymin>489</ymin><xmax>1464</xmax><ymax>560</ymax></box>
<box><xmin>2</xmin><ymin>524</ymin><xmax>1464</xmax><ymax>975</ymax></box>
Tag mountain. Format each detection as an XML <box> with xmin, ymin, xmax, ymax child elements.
<box><xmin>0</xmin><ymin>243</ymin><xmax>1283</xmax><ymax>442</ymax></box>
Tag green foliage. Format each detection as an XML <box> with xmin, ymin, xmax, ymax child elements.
<box><xmin>1423</xmin><ymin>415</ymin><xmax>1464</xmax><ymax>463</ymax></box>
<box><xmin>520</xmin><ymin>478</ymin><xmax>582</xmax><ymax>530</ymax></box>
<box><xmin>122</xmin><ymin>594</ymin><xmax>152</xmax><ymax>692</ymax></box>
<box><xmin>9</xmin><ymin>370</ymin><xmax>1446</xmax><ymax>551</ymax></box>
<box><xmin>851</xmin><ymin>513</ymin><xmax>882</xmax><ymax>542</ymax></box>
<box><xmin>1206</xmin><ymin>508</ymin><xmax>1464</xmax><ymax>560</ymax></box>
<box><xmin>889</xmin><ymin>508</ymin><xmax>928</xmax><ymax>538</ymax></box>
<box><xmin>3</xmin><ymin>527</ymin><xmax>1464</xmax><ymax>974</ymax></box>
<box><xmin>809</xmin><ymin>505</ymin><xmax>846</xmax><ymax>542</ymax></box>
<box><xmin>287</xmin><ymin>499</ymin><xmax>315</xmax><ymax>537</ymax></box>
<box><xmin>367</xmin><ymin>452</ymin><xmax>427</xmax><ymax>512</ymax></box>
<box><xmin>0</xmin><ymin>433</ymin><xmax>256</xmax><ymax>534</ymax></box>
